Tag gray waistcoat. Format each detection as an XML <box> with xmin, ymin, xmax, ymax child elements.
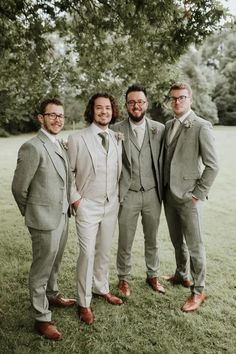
<box><xmin>129</xmin><ymin>127</ymin><xmax>156</xmax><ymax>191</ymax></box>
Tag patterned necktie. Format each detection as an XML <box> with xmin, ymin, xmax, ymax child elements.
<box><xmin>134</xmin><ymin>126</ymin><xmax>144</xmax><ymax>148</ymax></box>
<box><xmin>168</xmin><ymin>119</ymin><xmax>180</xmax><ymax>144</ymax></box>
<box><xmin>98</xmin><ymin>132</ymin><xmax>109</xmax><ymax>152</ymax></box>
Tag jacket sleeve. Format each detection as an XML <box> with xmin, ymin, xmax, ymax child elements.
<box><xmin>11</xmin><ymin>142</ymin><xmax>40</xmax><ymax>215</ymax></box>
<box><xmin>192</xmin><ymin>123</ymin><xmax>219</xmax><ymax>200</ymax></box>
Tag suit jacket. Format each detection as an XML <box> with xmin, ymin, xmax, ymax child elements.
<box><xmin>67</xmin><ymin>125</ymin><xmax>122</xmax><ymax>201</ymax></box>
<box><xmin>12</xmin><ymin>130</ymin><xmax>73</xmax><ymax>231</ymax></box>
<box><xmin>164</xmin><ymin>111</ymin><xmax>219</xmax><ymax>202</ymax></box>
<box><xmin>111</xmin><ymin>117</ymin><xmax>165</xmax><ymax>203</ymax></box>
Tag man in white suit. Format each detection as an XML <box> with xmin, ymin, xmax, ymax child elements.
<box><xmin>68</xmin><ymin>93</ymin><xmax>123</xmax><ymax>325</ymax></box>
<box><xmin>163</xmin><ymin>83</ymin><xmax>219</xmax><ymax>312</ymax></box>
<box><xmin>12</xmin><ymin>99</ymin><xmax>78</xmax><ymax>341</ymax></box>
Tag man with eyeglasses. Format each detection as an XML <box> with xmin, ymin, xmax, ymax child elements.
<box><xmin>12</xmin><ymin>98</ymin><xmax>79</xmax><ymax>340</ymax></box>
<box><xmin>163</xmin><ymin>82</ymin><xmax>219</xmax><ymax>312</ymax></box>
<box><xmin>111</xmin><ymin>84</ymin><xmax>165</xmax><ymax>297</ymax></box>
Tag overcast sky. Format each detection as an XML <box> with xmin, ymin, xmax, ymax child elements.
<box><xmin>220</xmin><ymin>0</ymin><xmax>236</xmax><ymax>15</ymax></box>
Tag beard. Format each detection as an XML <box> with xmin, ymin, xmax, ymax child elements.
<box><xmin>128</xmin><ymin>111</ymin><xmax>145</xmax><ymax>123</ymax></box>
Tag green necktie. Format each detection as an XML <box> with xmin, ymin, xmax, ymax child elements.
<box><xmin>98</xmin><ymin>132</ymin><xmax>109</xmax><ymax>152</ymax></box>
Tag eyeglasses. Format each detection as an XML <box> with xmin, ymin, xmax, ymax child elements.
<box><xmin>43</xmin><ymin>113</ymin><xmax>65</xmax><ymax>120</ymax></box>
<box><xmin>127</xmin><ymin>100</ymin><xmax>146</xmax><ymax>107</ymax></box>
<box><xmin>168</xmin><ymin>95</ymin><xmax>189</xmax><ymax>103</ymax></box>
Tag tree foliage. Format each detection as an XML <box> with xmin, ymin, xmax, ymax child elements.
<box><xmin>0</xmin><ymin>0</ymin><xmax>226</xmax><ymax>133</ymax></box>
<box><xmin>179</xmin><ymin>22</ymin><xmax>236</xmax><ymax>125</ymax></box>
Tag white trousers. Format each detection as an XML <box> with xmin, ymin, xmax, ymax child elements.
<box><xmin>75</xmin><ymin>196</ymin><xmax>119</xmax><ymax>307</ymax></box>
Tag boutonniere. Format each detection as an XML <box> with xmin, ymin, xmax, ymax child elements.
<box><xmin>150</xmin><ymin>127</ymin><xmax>158</xmax><ymax>135</ymax></box>
<box><xmin>60</xmin><ymin>139</ymin><xmax>68</xmax><ymax>150</ymax></box>
<box><xmin>183</xmin><ymin>118</ymin><xmax>193</xmax><ymax>128</ymax></box>
<box><xmin>115</xmin><ymin>132</ymin><xmax>125</xmax><ymax>143</ymax></box>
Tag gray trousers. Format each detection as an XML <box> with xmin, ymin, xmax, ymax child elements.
<box><xmin>117</xmin><ymin>188</ymin><xmax>161</xmax><ymax>281</ymax></box>
<box><xmin>28</xmin><ymin>213</ymin><xmax>69</xmax><ymax>322</ymax></box>
<box><xmin>164</xmin><ymin>188</ymin><xmax>206</xmax><ymax>294</ymax></box>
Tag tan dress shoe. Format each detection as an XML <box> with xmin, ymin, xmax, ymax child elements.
<box><xmin>48</xmin><ymin>294</ymin><xmax>77</xmax><ymax>307</ymax></box>
<box><xmin>181</xmin><ymin>293</ymin><xmax>207</xmax><ymax>312</ymax></box>
<box><xmin>99</xmin><ymin>292</ymin><xmax>123</xmax><ymax>305</ymax></box>
<box><xmin>146</xmin><ymin>277</ymin><xmax>165</xmax><ymax>294</ymax></box>
<box><xmin>79</xmin><ymin>307</ymin><xmax>94</xmax><ymax>325</ymax></box>
<box><xmin>118</xmin><ymin>280</ymin><xmax>130</xmax><ymax>297</ymax></box>
<box><xmin>35</xmin><ymin>321</ymin><xmax>62</xmax><ymax>341</ymax></box>
<box><xmin>162</xmin><ymin>275</ymin><xmax>193</xmax><ymax>288</ymax></box>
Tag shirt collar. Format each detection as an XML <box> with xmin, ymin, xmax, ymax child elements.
<box><xmin>175</xmin><ymin>110</ymin><xmax>192</xmax><ymax>124</ymax></box>
<box><xmin>91</xmin><ymin>122</ymin><xmax>109</xmax><ymax>135</ymax></box>
<box><xmin>40</xmin><ymin>128</ymin><xmax>57</xmax><ymax>143</ymax></box>
<box><xmin>129</xmin><ymin>117</ymin><xmax>146</xmax><ymax>132</ymax></box>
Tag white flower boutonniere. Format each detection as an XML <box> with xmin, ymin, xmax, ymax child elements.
<box><xmin>115</xmin><ymin>132</ymin><xmax>125</xmax><ymax>143</ymax></box>
<box><xmin>151</xmin><ymin>127</ymin><xmax>158</xmax><ymax>135</ymax></box>
<box><xmin>183</xmin><ymin>118</ymin><xmax>193</xmax><ymax>128</ymax></box>
<box><xmin>60</xmin><ymin>139</ymin><xmax>68</xmax><ymax>150</ymax></box>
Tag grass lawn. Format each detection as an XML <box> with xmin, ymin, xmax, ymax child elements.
<box><xmin>0</xmin><ymin>126</ymin><xmax>235</xmax><ymax>354</ymax></box>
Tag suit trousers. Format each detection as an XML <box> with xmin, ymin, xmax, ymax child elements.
<box><xmin>28</xmin><ymin>213</ymin><xmax>69</xmax><ymax>322</ymax></box>
<box><xmin>75</xmin><ymin>196</ymin><xmax>119</xmax><ymax>308</ymax></box>
<box><xmin>164</xmin><ymin>188</ymin><xmax>206</xmax><ymax>294</ymax></box>
<box><xmin>117</xmin><ymin>188</ymin><xmax>161</xmax><ymax>281</ymax></box>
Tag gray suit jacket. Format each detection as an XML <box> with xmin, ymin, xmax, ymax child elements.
<box><xmin>67</xmin><ymin>125</ymin><xmax>122</xmax><ymax>201</ymax></box>
<box><xmin>12</xmin><ymin>130</ymin><xmax>73</xmax><ymax>230</ymax></box>
<box><xmin>164</xmin><ymin>111</ymin><xmax>219</xmax><ymax>202</ymax></box>
<box><xmin>111</xmin><ymin>117</ymin><xmax>165</xmax><ymax>203</ymax></box>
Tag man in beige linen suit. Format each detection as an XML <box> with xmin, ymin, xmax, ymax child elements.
<box><xmin>67</xmin><ymin>93</ymin><xmax>123</xmax><ymax>325</ymax></box>
<box><xmin>111</xmin><ymin>84</ymin><xmax>165</xmax><ymax>297</ymax></box>
<box><xmin>163</xmin><ymin>83</ymin><xmax>219</xmax><ymax>312</ymax></box>
<box><xmin>12</xmin><ymin>99</ymin><xmax>78</xmax><ymax>341</ymax></box>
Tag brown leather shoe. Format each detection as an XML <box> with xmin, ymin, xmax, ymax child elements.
<box><xmin>118</xmin><ymin>280</ymin><xmax>130</xmax><ymax>297</ymax></box>
<box><xmin>162</xmin><ymin>275</ymin><xmax>193</xmax><ymax>288</ymax></box>
<box><xmin>98</xmin><ymin>292</ymin><xmax>123</xmax><ymax>305</ymax></box>
<box><xmin>146</xmin><ymin>277</ymin><xmax>165</xmax><ymax>294</ymax></box>
<box><xmin>48</xmin><ymin>294</ymin><xmax>77</xmax><ymax>307</ymax></box>
<box><xmin>181</xmin><ymin>293</ymin><xmax>207</xmax><ymax>312</ymax></box>
<box><xmin>35</xmin><ymin>321</ymin><xmax>62</xmax><ymax>341</ymax></box>
<box><xmin>79</xmin><ymin>307</ymin><xmax>94</xmax><ymax>325</ymax></box>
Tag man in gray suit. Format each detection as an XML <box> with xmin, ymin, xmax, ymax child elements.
<box><xmin>12</xmin><ymin>99</ymin><xmax>78</xmax><ymax>340</ymax></box>
<box><xmin>163</xmin><ymin>82</ymin><xmax>219</xmax><ymax>312</ymax></box>
<box><xmin>112</xmin><ymin>84</ymin><xmax>165</xmax><ymax>297</ymax></box>
<box><xmin>67</xmin><ymin>93</ymin><xmax>123</xmax><ymax>326</ymax></box>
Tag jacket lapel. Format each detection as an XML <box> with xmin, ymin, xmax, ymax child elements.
<box><xmin>120</xmin><ymin>120</ymin><xmax>132</xmax><ymax>166</ymax></box>
<box><xmin>81</xmin><ymin>126</ymin><xmax>98</xmax><ymax>173</ymax></box>
<box><xmin>109</xmin><ymin>129</ymin><xmax>122</xmax><ymax>179</ymax></box>
<box><xmin>37</xmin><ymin>131</ymin><xmax>66</xmax><ymax>181</ymax></box>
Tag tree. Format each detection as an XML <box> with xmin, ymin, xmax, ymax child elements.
<box><xmin>0</xmin><ymin>0</ymin><xmax>226</xmax><ymax>133</ymax></box>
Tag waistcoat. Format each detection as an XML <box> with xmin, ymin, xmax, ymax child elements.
<box><xmin>129</xmin><ymin>127</ymin><xmax>156</xmax><ymax>191</ymax></box>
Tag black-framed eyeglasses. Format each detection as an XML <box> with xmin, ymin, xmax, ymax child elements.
<box><xmin>43</xmin><ymin>113</ymin><xmax>65</xmax><ymax>120</ymax></box>
<box><xmin>127</xmin><ymin>100</ymin><xmax>146</xmax><ymax>107</ymax></box>
<box><xmin>168</xmin><ymin>95</ymin><xmax>189</xmax><ymax>103</ymax></box>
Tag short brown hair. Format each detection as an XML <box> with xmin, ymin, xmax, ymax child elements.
<box><xmin>84</xmin><ymin>93</ymin><xmax>119</xmax><ymax>124</ymax></box>
<box><xmin>38</xmin><ymin>98</ymin><xmax>64</xmax><ymax>115</ymax></box>
<box><xmin>168</xmin><ymin>82</ymin><xmax>192</xmax><ymax>97</ymax></box>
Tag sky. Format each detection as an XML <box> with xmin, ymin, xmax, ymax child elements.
<box><xmin>220</xmin><ymin>0</ymin><xmax>236</xmax><ymax>16</ymax></box>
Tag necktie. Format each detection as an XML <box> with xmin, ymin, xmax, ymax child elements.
<box><xmin>134</xmin><ymin>126</ymin><xmax>144</xmax><ymax>148</ymax></box>
<box><xmin>98</xmin><ymin>132</ymin><xmax>109</xmax><ymax>152</ymax></box>
<box><xmin>168</xmin><ymin>119</ymin><xmax>180</xmax><ymax>144</ymax></box>
<box><xmin>54</xmin><ymin>139</ymin><xmax>62</xmax><ymax>153</ymax></box>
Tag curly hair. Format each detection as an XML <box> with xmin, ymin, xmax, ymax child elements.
<box><xmin>84</xmin><ymin>93</ymin><xmax>119</xmax><ymax>125</ymax></box>
<box><xmin>38</xmin><ymin>98</ymin><xmax>64</xmax><ymax>115</ymax></box>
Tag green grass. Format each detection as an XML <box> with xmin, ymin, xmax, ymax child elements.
<box><xmin>0</xmin><ymin>127</ymin><xmax>236</xmax><ymax>354</ymax></box>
